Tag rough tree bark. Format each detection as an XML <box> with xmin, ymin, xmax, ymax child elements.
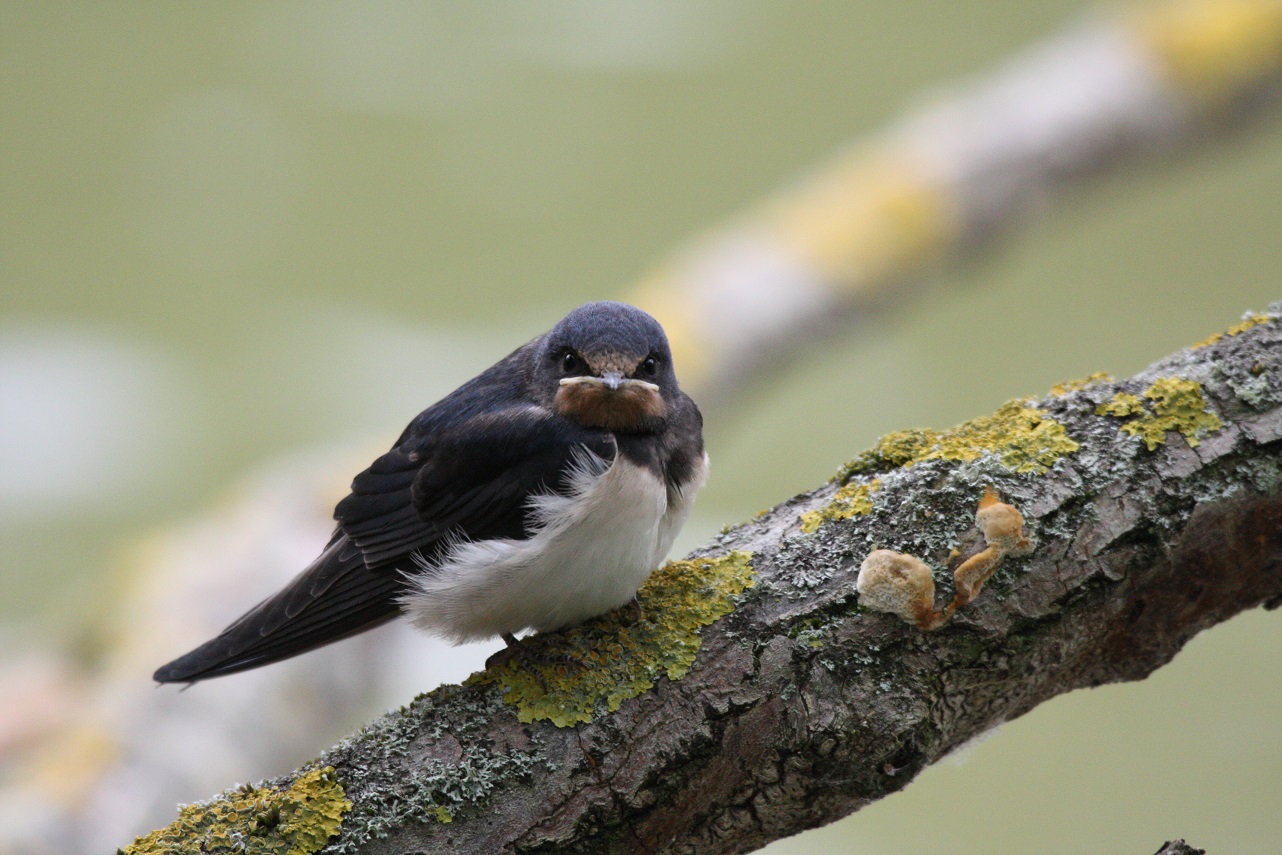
<box><xmin>123</xmin><ymin>309</ymin><xmax>1282</xmax><ymax>855</ymax></box>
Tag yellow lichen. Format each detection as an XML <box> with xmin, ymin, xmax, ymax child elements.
<box><xmin>1049</xmin><ymin>372</ymin><xmax>1113</xmax><ymax>396</ymax></box>
<box><xmin>800</xmin><ymin>478</ymin><xmax>881</xmax><ymax>533</ymax></box>
<box><xmin>841</xmin><ymin>399</ymin><xmax>1080</xmax><ymax>479</ymax></box>
<box><xmin>1191</xmin><ymin>312</ymin><xmax>1273</xmax><ymax>349</ymax></box>
<box><xmin>1095</xmin><ymin>392</ymin><xmax>1146</xmax><ymax>419</ymax></box>
<box><xmin>471</xmin><ymin>551</ymin><xmax>755</xmax><ymax>727</ymax></box>
<box><xmin>1095</xmin><ymin>377</ymin><xmax>1223</xmax><ymax>450</ymax></box>
<box><xmin>1131</xmin><ymin>0</ymin><xmax>1282</xmax><ymax>105</ymax></box>
<box><xmin>766</xmin><ymin>146</ymin><xmax>958</xmax><ymax>287</ymax></box>
<box><xmin>121</xmin><ymin>767</ymin><xmax>349</xmax><ymax>855</ymax></box>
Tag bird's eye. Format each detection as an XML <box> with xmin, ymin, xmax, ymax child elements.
<box><xmin>561</xmin><ymin>351</ymin><xmax>582</xmax><ymax>373</ymax></box>
<box><xmin>640</xmin><ymin>355</ymin><xmax>659</xmax><ymax>377</ymax></box>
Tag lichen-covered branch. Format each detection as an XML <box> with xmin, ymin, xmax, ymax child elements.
<box><xmin>122</xmin><ymin>308</ymin><xmax>1282</xmax><ymax>855</ymax></box>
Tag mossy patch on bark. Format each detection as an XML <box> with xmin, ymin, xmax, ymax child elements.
<box><xmin>120</xmin><ymin>767</ymin><xmax>349</xmax><ymax>855</ymax></box>
<box><xmin>1095</xmin><ymin>377</ymin><xmax>1222</xmax><ymax>450</ymax></box>
<box><xmin>471</xmin><ymin>551</ymin><xmax>755</xmax><ymax>727</ymax></box>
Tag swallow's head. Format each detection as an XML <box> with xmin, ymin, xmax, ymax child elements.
<box><xmin>537</xmin><ymin>301</ymin><xmax>677</xmax><ymax>432</ymax></box>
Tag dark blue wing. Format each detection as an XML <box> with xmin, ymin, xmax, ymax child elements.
<box><xmin>154</xmin><ymin>378</ymin><xmax>614</xmax><ymax>683</ymax></box>
<box><xmin>336</xmin><ymin>406</ymin><xmax>616</xmax><ymax>567</ymax></box>
<box><xmin>152</xmin><ymin>532</ymin><xmax>405</xmax><ymax>683</ymax></box>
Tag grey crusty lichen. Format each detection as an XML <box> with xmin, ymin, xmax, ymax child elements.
<box><xmin>315</xmin><ymin>686</ymin><xmax>537</xmax><ymax>853</ymax></box>
<box><xmin>315</xmin><ymin>552</ymin><xmax>756</xmax><ymax>850</ymax></box>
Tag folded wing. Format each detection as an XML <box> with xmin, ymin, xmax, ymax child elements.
<box><xmin>153</xmin><ymin>397</ymin><xmax>615</xmax><ymax>683</ymax></box>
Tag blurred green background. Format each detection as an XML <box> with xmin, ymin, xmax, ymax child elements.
<box><xmin>2</xmin><ymin>2</ymin><xmax>1280</xmax><ymax>853</ymax></box>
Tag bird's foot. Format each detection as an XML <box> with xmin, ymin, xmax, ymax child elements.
<box><xmin>486</xmin><ymin>632</ymin><xmax>583</xmax><ymax>691</ymax></box>
<box><xmin>615</xmin><ymin>596</ymin><xmax>644</xmax><ymax>626</ymax></box>
<box><xmin>485</xmin><ymin>632</ymin><xmax>527</xmax><ymax>670</ymax></box>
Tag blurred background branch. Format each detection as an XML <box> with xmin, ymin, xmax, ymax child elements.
<box><xmin>1</xmin><ymin>0</ymin><xmax>1280</xmax><ymax>853</ymax></box>
<box><xmin>630</xmin><ymin>0</ymin><xmax>1282</xmax><ymax>404</ymax></box>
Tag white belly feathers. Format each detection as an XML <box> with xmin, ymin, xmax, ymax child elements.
<box><xmin>402</xmin><ymin>447</ymin><xmax>707</xmax><ymax>644</ymax></box>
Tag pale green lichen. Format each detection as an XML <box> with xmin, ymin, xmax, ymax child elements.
<box><xmin>840</xmin><ymin>399</ymin><xmax>1080</xmax><ymax>479</ymax></box>
<box><xmin>803</xmin><ymin>401</ymin><xmax>1078</xmax><ymax>535</ymax></box>
<box><xmin>800</xmin><ymin>478</ymin><xmax>881</xmax><ymax>533</ymax></box>
<box><xmin>1190</xmin><ymin>312</ymin><xmax>1273</xmax><ymax>349</ymax></box>
<box><xmin>786</xmin><ymin>615</ymin><xmax>832</xmax><ymax>648</ymax></box>
<box><xmin>319</xmin><ymin>687</ymin><xmax>535</xmax><ymax>855</ymax></box>
<box><xmin>1095</xmin><ymin>376</ymin><xmax>1223</xmax><ymax>450</ymax></box>
<box><xmin>470</xmin><ymin>551</ymin><xmax>755</xmax><ymax>727</ymax></box>
<box><xmin>1228</xmin><ymin>371</ymin><xmax>1274</xmax><ymax>408</ymax></box>
<box><xmin>120</xmin><ymin>767</ymin><xmax>349</xmax><ymax>855</ymax></box>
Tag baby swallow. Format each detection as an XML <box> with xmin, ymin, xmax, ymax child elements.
<box><xmin>154</xmin><ymin>302</ymin><xmax>707</xmax><ymax>683</ymax></box>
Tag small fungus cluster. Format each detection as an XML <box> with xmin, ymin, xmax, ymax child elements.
<box><xmin>856</xmin><ymin>488</ymin><xmax>1034</xmax><ymax>630</ymax></box>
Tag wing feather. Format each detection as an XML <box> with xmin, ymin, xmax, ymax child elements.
<box><xmin>155</xmin><ymin>377</ymin><xmax>617</xmax><ymax>682</ymax></box>
<box><xmin>152</xmin><ymin>535</ymin><xmax>407</xmax><ymax>683</ymax></box>
<box><xmin>335</xmin><ymin>406</ymin><xmax>615</xmax><ymax>565</ymax></box>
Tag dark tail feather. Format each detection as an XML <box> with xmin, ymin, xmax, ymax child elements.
<box><xmin>153</xmin><ymin>535</ymin><xmax>408</xmax><ymax>684</ymax></box>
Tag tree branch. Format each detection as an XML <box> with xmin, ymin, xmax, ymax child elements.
<box><xmin>121</xmin><ymin>309</ymin><xmax>1282</xmax><ymax>854</ymax></box>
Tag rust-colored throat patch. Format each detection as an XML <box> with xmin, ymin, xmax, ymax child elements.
<box><xmin>556</xmin><ymin>377</ymin><xmax>666</xmax><ymax>431</ymax></box>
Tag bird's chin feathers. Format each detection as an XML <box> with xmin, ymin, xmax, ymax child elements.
<box><xmin>554</xmin><ymin>379</ymin><xmax>667</xmax><ymax>431</ymax></box>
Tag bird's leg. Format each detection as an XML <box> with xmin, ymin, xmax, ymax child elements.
<box><xmin>485</xmin><ymin>632</ymin><xmax>526</xmax><ymax>670</ymax></box>
<box><xmin>486</xmin><ymin>632</ymin><xmax>566</xmax><ymax>692</ymax></box>
<box><xmin>486</xmin><ymin>631</ymin><xmax>569</xmax><ymax>668</ymax></box>
<box><xmin>616</xmin><ymin>596</ymin><xmax>644</xmax><ymax>626</ymax></box>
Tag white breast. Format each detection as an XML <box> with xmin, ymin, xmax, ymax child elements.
<box><xmin>403</xmin><ymin>448</ymin><xmax>707</xmax><ymax>644</ymax></box>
